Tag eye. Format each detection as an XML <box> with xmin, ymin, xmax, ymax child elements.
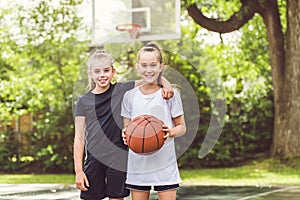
<box><xmin>150</xmin><ymin>63</ymin><xmax>158</xmax><ymax>67</ymax></box>
<box><xmin>93</xmin><ymin>69</ymin><xmax>100</xmax><ymax>74</ymax></box>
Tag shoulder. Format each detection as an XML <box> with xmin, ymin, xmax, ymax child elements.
<box><xmin>174</xmin><ymin>88</ymin><xmax>181</xmax><ymax>95</ymax></box>
<box><xmin>168</xmin><ymin>88</ymin><xmax>181</xmax><ymax>101</ymax></box>
<box><xmin>74</xmin><ymin>91</ymin><xmax>92</xmax><ymax>116</ymax></box>
<box><xmin>75</xmin><ymin>91</ymin><xmax>93</xmax><ymax>104</ymax></box>
<box><xmin>166</xmin><ymin>88</ymin><xmax>183</xmax><ymax>109</ymax></box>
<box><xmin>77</xmin><ymin>91</ymin><xmax>92</xmax><ymax>99</ymax></box>
<box><xmin>115</xmin><ymin>81</ymin><xmax>135</xmax><ymax>91</ymax></box>
<box><xmin>124</xmin><ymin>86</ymin><xmax>139</xmax><ymax>97</ymax></box>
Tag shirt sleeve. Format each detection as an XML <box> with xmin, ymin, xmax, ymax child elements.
<box><xmin>167</xmin><ymin>89</ymin><xmax>184</xmax><ymax>118</ymax></box>
<box><xmin>74</xmin><ymin>96</ymin><xmax>85</xmax><ymax>117</ymax></box>
<box><xmin>118</xmin><ymin>81</ymin><xmax>135</xmax><ymax>92</ymax></box>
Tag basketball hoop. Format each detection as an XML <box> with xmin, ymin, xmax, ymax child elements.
<box><xmin>116</xmin><ymin>24</ymin><xmax>141</xmax><ymax>39</ymax></box>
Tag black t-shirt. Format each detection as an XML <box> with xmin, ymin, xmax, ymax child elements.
<box><xmin>74</xmin><ymin>81</ymin><xmax>134</xmax><ymax>170</ymax></box>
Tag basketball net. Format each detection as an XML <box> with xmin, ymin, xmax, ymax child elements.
<box><xmin>116</xmin><ymin>24</ymin><xmax>141</xmax><ymax>39</ymax></box>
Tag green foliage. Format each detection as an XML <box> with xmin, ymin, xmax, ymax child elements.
<box><xmin>0</xmin><ymin>0</ymin><xmax>89</xmax><ymax>172</ymax></box>
<box><xmin>0</xmin><ymin>0</ymin><xmax>278</xmax><ymax>172</ymax></box>
<box><xmin>177</xmin><ymin>5</ymin><xmax>274</xmax><ymax>167</ymax></box>
<box><xmin>182</xmin><ymin>0</ymin><xmax>241</xmax><ymax>19</ymax></box>
<box><xmin>0</xmin><ymin>131</ymin><xmax>19</xmax><ymax>172</ymax></box>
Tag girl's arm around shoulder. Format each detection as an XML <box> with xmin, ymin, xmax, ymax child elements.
<box><xmin>134</xmin><ymin>77</ymin><xmax>174</xmax><ymax>99</ymax></box>
<box><xmin>160</xmin><ymin>76</ymin><xmax>174</xmax><ymax>99</ymax></box>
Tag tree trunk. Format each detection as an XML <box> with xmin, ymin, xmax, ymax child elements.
<box><xmin>271</xmin><ymin>0</ymin><xmax>300</xmax><ymax>157</ymax></box>
<box><xmin>187</xmin><ymin>0</ymin><xmax>300</xmax><ymax>157</ymax></box>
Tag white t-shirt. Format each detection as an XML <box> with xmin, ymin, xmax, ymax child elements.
<box><xmin>121</xmin><ymin>87</ymin><xmax>184</xmax><ymax>186</ymax></box>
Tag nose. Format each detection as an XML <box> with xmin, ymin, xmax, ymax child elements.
<box><xmin>145</xmin><ymin>66</ymin><xmax>152</xmax><ymax>73</ymax></box>
<box><xmin>98</xmin><ymin>71</ymin><xmax>105</xmax><ymax>77</ymax></box>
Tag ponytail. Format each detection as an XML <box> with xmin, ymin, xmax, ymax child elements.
<box><xmin>87</xmin><ymin>49</ymin><xmax>114</xmax><ymax>90</ymax></box>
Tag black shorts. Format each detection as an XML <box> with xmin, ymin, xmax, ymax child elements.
<box><xmin>126</xmin><ymin>184</ymin><xmax>179</xmax><ymax>192</ymax></box>
<box><xmin>80</xmin><ymin>154</ymin><xmax>130</xmax><ymax>200</ymax></box>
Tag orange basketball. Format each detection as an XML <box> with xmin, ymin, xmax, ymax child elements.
<box><xmin>125</xmin><ymin>114</ymin><xmax>166</xmax><ymax>154</ymax></box>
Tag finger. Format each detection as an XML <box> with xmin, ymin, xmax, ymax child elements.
<box><xmin>163</xmin><ymin>132</ymin><xmax>169</xmax><ymax>139</ymax></box>
<box><xmin>84</xmin><ymin>177</ymin><xmax>90</xmax><ymax>188</ymax></box>
<box><xmin>79</xmin><ymin>184</ymin><xmax>88</xmax><ymax>191</ymax></box>
<box><xmin>77</xmin><ymin>182</ymin><xmax>87</xmax><ymax>191</ymax></box>
<box><xmin>162</xmin><ymin>126</ymin><xmax>169</xmax><ymax>132</ymax></box>
<box><xmin>123</xmin><ymin>137</ymin><xmax>128</xmax><ymax>145</ymax></box>
<box><xmin>162</xmin><ymin>90</ymin><xmax>168</xmax><ymax>99</ymax></box>
<box><xmin>167</xmin><ymin>91</ymin><xmax>174</xmax><ymax>99</ymax></box>
<box><xmin>164</xmin><ymin>92</ymin><xmax>170</xmax><ymax>100</ymax></box>
<box><xmin>123</xmin><ymin>128</ymin><xmax>128</xmax><ymax>136</ymax></box>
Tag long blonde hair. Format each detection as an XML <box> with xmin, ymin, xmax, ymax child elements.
<box><xmin>87</xmin><ymin>50</ymin><xmax>114</xmax><ymax>90</ymax></box>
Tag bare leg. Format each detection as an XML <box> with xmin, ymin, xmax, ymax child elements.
<box><xmin>131</xmin><ymin>190</ymin><xmax>150</xmax><ymax>200</ymax></box>
<box><xmin>109</xmin><ymin>198</ymin><xmax>124</xmax><ymax>200</ymax></box>
<box><xmin>157</xmin><ymin>189</ymin><xmax>177</xmax><ymax>200</ymax></box>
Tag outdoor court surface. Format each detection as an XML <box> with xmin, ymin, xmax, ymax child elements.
<box><xmin>0</xmin><ymin>184</ymin><xmax>299</xmax><ymax>200</ymax></box>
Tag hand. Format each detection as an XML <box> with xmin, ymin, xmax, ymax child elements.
<box><xmin>122</xmin><ymin>128</ymin><xmax>128</xmax><ymax>145</ymax></box>
<box><xmin>162</xmin><ymin>124</ymin><xmax>171</xmax><ymax>140</ymax></box>
<box><xmin>162</xmin><ymin>86</ymin><xmax>174</xmax><ymax>100</ymax></box>
<box><xmin>75</xmin><ymin>170</ymin><xmax>89</xmax><ymax>191</ymax></box>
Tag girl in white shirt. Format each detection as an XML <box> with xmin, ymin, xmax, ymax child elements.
<box><xmin>121</xmin><ymin>42</ymin><xmax>186</xmax><ymax>200</ymax></box>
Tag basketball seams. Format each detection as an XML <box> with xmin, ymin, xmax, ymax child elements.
<box><xmin>148</xmin><ymin>120</ymin><xmax>164</xmax><ymax>148</ymax></box>
<box><xmin>146</xmin><ymin>122</ymin><xmax>161</xmax><ymax>150</ymax></box>
<box><xmin>141</xmin><ymin>123</ymin><xmax>149</xmax><ymax>153</ymax></box>
<box><xmin>125</xmin><ymin>114</ymin><xmax>165</xmax><ymax>154</ymax></box>
<box><xmin>143</xmin><ymin>116</ymin><xmax>153</xmax><ymax>153</ymax></box>
<box><xmin>127</xmin><ymin>118</ymin><xmax>148</xmax><ymax>148</ymax></box>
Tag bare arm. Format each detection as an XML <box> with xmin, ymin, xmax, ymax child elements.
<box><xmin>163</xmin><ymin>115</ymin><xmax>186</xmax><ymax>138</ymax></box>
<box><xmin>73</xmin><ymin>116</ymin><xmax>89</xmax><ymax>191</ymax></box>
<box><xmin>122</xmin><ymin>117</ymin><xmax>131</xmax><ymax>145</ymax></box>
<box><xmin>134</xmin><ymin>76</ymin><xmax>174</xmax><ymax>99</ymax></box>
<box><xmin>123</xmin><ymin>117</ymin><xmax>131</xmax><ymax>128</ymax></box>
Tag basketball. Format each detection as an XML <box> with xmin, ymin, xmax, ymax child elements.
<box><xmin>125</xmin><ymin>114</ymin><xmax>166</xmax><ymax>154</ymax></box>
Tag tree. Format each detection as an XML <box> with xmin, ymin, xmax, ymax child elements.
<box><xmin>186</xmin><ymin>0</ymin><xmax>300</xmax><ymax>157</ymax></box>
<box><xmin>0</xmin><ymin>0</ymin><xmax>89</xmax><ymax>172</ymax></box>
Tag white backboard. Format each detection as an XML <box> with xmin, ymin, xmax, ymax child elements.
<box><xmin>81</xmin><ymin>0</ymin><xmax>181</xmax><ymax>46</ymax></box>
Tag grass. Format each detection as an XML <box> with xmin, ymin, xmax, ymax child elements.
<box><xmin>0</xmin><ymin>174</ymin><xmax>74</xmax><ymax>184</ymax></box>
<box><xmin>0</xmin><ymin>158</ymin><xmax>300</xmax><ymax>186</ymax></box>
<box><xmin>181</xmin><ymin>158</ymin><xmax>300</xmax><ymax>186</ymax></box>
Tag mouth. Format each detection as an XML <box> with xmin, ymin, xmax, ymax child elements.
<box><xmin>144</xmin><ymin>74</ymin><xmax>155</xmax><ymax>79</ymax></box>
<box><xmin>97</xmin><ymin>78</ymin><xmax>108</xmax><ymax>84</ymax></box>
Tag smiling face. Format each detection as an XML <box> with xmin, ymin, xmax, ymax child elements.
<box><xmin>89</xmin><ymin>56</ymin><xmax>116</xmax><ymax>92</ymax></box>
<box><xmin>137</xmin><ymin>51</ymin><xmax>163</xmax><ymax>84</ymax></box>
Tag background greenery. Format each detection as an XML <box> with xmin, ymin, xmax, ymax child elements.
<box><xmin>0</xmin><ymin>0</ymin><xmax>279</xmax><ymax>173</ymax></box>
<box><xmin>1</xmin><ymin>158</ymin><xmax>300</xmax><ymax>186</ymax></box>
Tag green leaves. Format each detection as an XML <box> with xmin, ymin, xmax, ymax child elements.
<box><xmin>0</xmin><ymin>0</ymin><xmax>88</xmax><ymax>172</ymax></box>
